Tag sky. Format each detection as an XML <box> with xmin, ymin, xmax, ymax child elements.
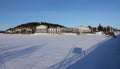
<box><xmin>0</xmin><ymin>0</ymin><xmax>120</xmax><ymax>30</ymax></box>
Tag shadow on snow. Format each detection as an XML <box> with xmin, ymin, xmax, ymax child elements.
<box><xmin>0</xmin><ymin>44</ymin><xmax>45</xmax><ymax>69</ymax></box>
<box><xmin>65</xmin><ymin>35</ymin><xmax>120</xmax><ymax>69</ymax></box>
<box><xmin>48</xmin><ymin>39</ymin><xmax>107</xmax><ymax>69</ymax></box>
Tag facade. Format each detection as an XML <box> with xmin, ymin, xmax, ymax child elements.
<box><xmin>35</xmin><ymin>25</ymin><xmax>91</xmax><ymax>35</ymax></box>
<box><xmin>61</xmin><ymin>28</ymin><xmax>78</xmax><ymax>33</ymax></box>
<box><xmin>36</xmin><ymin>25</ymin><xmax>48</xmax><ymax>33</ymax></box>
<box><xmin>15</xmin><ymin>28</ymin><xmax>22</xmax><ymax>34</ymax></box>
<box><xmin>48</xmin><ymin>27</ymin><xmax>61</xmax><ymax>34</ymax></box>
<box><xmin>21</xmin><ymin>28</ymin><xmax>32</xmax><ymax>34</ymax></box>
<box><xmin>76</xmin><ymin>26</ymin><xmax>91</xmax><ymax>34</ymax></box>
<box><xmin>35</xmin><ymin>25</ymin><xmax>62</xmax><ymax>34</ymax></box>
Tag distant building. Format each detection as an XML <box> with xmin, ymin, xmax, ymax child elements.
<box><xmin>5</xmin><ymin>28</ymin><xmax>32</xmax><ymax>34</ymax></box>
<box><xmin>76</xmin><ymin>26</ymin><xmax>91</xmax><ymax>34</ymax></box>
<box><xmin>48</xmin><ymin>27</ymin><xmax>61</xmax><ymax>34</ymax></box>
<box><xmin>15</xmin><ymin>28</ymin><xmax>22</xmax><ymax>34</ymax></box>
<box><xmin>36</xmin><ymin>25</ymin><xmax>48</xmax><ymax>33</ymax></box>
<box><xmin>5</xmin><ymin>30</ymin><xmax>13</xmax><ymax>34</ymax></box>
<box><xmin>61</xmin><ymin>28</ymin><xmax>78</xmax><ymax>33</ymax></box>
<box><xmin>21</xmin><ymin>28</ymin><xmax>32</xmax><ymax>34</ymax></box>
<box><xmin>35</xmin><ymin>25</ymin><xmax>91</xmax><ymax>35</ymax></box>
<box><xmin>35</xmin><ymin>25</ymin><xmax>62</xmax><ymax>34</ymax></box>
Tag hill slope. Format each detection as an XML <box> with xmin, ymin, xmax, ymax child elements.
<box><xmin>6</xmin><ymin>22</ymin><xmax>65</xmax><ymax>31</ymax></box>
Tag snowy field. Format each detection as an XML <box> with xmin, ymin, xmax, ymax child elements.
<box><xmin>0</xmin><ymin>33</ymin><xmax>119</xmax><ymax>69</ymax></box>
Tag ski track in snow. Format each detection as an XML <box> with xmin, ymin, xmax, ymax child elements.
<box><xmin>0</xmin><ymin>34</ymin><xmax>119</xmax><ymax>69</ymax></box>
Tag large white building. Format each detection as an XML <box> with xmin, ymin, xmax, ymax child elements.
<box><xmin>76</xmin><ymin>26</ymin><xmax>91</xmax><ymax>34</ymax></box>
<box><xmin>35</xmin><ymin>25</ymin><xmax>62</xmax><ymax>34</ymax></box>
<box><xmin>35</xmin><ymin>25</ymin><xmax>91</xmax><ymax>35</ymax></box>
<box><xmin>36</xmin><ymin>25</ymin><xmax>48</xmax><ymax>33</ymax></box>
<box><xmin>48</xmin><ymin>27</ymin><xmax>61</xmax><ymax>34</ymax></box>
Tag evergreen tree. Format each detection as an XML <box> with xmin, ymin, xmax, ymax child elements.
<box><xmin>98</xmin><ymin>24</ymin><xmax>103</xmax><ymax>31</ymax></box>
<box><xmin>106</xmin><ymin>26</ymin><xmax>110</xmax><ymax>32</ymax></box>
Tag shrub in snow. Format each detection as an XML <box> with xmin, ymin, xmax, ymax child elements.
<box><xmin>106</xmin><ymin>31</ymin><xmax>116</xmax><ymax>38</ymax></box>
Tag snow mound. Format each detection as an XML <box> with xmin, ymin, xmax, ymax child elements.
<box><xmin>95</xmin><ymin>32</ymin><xmax>105</xmax><ymax>35</ymax></box>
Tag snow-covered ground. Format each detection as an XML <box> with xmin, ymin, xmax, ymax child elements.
<box><xmin>66</xmin><ymin>34</ymin><xmax>120</xmax><ymax>69</ymax></box>
<box><xmin>0</xmin><ymin>33</ymin><xmax>119</xmax><ymax>69</ymax></box>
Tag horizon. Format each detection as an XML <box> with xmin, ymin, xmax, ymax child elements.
<box><xmin>0</xmin><ymin>0</ymin><xmax>120</xmax><ymax>30</ymax></box>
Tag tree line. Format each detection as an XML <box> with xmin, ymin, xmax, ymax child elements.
<box><xmin>88</xmin><ymin>24</ymin><xmax>118</xmax><ymax>37</ymax></box>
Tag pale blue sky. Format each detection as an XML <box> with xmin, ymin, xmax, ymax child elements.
<box><xmin>0</xmin><ymin>0</ymin><xmax>120</xmax><ymax>30</ymax></box>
